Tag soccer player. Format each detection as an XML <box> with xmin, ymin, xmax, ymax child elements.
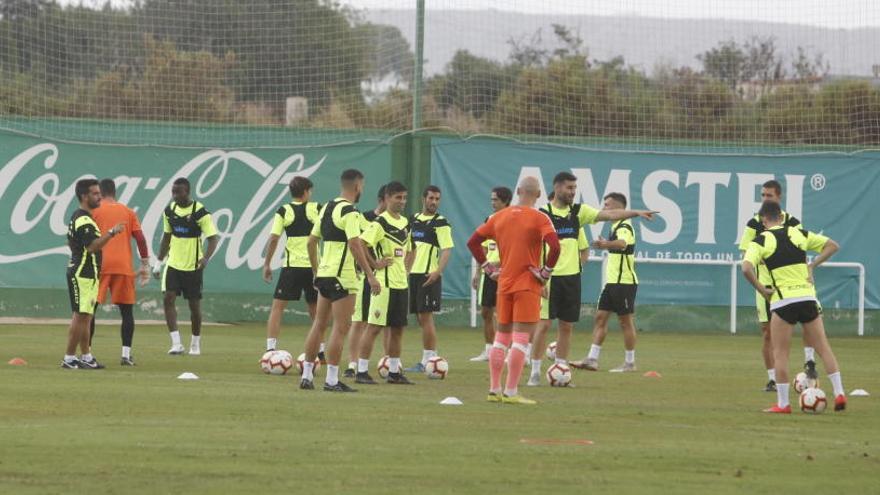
<box><xmin>469</xmin><ymin>186</ymin><xmax>512</xmax><ymax>362</ymax></box>
<box><xmin>262</xmin><ymin>177</ymin><xmax>321</xmax><ymax>352</ymax></box>
<box><xmin>299</xmin><ymin>169</ymin><xmax>378</xmax><ymax>392</ymax></box>
<box><xmin>406</xmin><ymin>185</ymin><xmax>454</xmax><ymax>373</ymax></box>
<box><xmin>155</xmin><ymin>177</ymin><xmax>219</xmax><ymax>356</ymax></box>
<box><xmin>467</xmin><ymin>176</ymin><xmax>560</xmax><ymax>404</ymax></box>
<box><xmin>530</xmin><ymin>171</ymin><xmax>656</xmax><ymax>382</ymax></box>
<box><xmin>345</xmin><ymin>184</ymin><xmax>387</xmax><ymax>378</ymax></box>
<box><xmin>355</xmin><ymin>181</ymin><xmax>414</xmax><ymax>385</ymax></box>
<box><xmin>62</xmin><ymin>179</ymin><xmax>124</xmax><ymax>369</ymax></box>
<box><xmin>742</xmin><ymin>201</ymin><xmax>847</xmax><ymax>413</ymax></box>
<box><xmin>739</xmin><ymin>179</ymin><xmax>816</xmax><ymax>392</ymax></box>
<box><xmin>572</xmin><ymin>193</ymin><xmax>639</xmax><ymax>372</ymax></box>
<box><xmin>91</xmin><ymin>178</ymin><xmax>151</xmax><ymax>366</ymax></box>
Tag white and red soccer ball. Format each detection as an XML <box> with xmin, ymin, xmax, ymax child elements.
<box><xmin>792</xmin><ymin>372</ymin><xmax>820</xmax><ymax>394</ymax></box>
<box><xmin>294</xmin><ymin>352</ymin><xmax>321</xmax><ymax>375</ymax></box>
<box><xmin>799</xmin><ymin>387</ymin><xmax>827</xmax><ymax>414</ymax></box>
<box><xmin>425</xmin><ymin>356</ymin><xmax>449</xmax><ymax>379</ymax></box>
<box><xmin>260</xmin><ymin>350</ymin><xmax>293</xmax><ymax>375</ymax></box>
<box><xmin>546</xmin><ymin>362</ymin><xmax>572</xmax><ymax>387</ymax></box>
<box><xmin>545</xmin><ymin>341</ymin><xmax>557</xmax><ymax>360</ymax></box>
<box><xmin>376</xmin><ymin>355</ymin><xmax>403</xmax><ymax>379</ymax></box>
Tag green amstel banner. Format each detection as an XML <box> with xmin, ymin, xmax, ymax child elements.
<box><xmin>432</xmin><ymin>137</ymin><xmax>879</xmax><ymax>310</ymax></box>
<box><xmin>0</xmin><ymin>132</ymin><xmax>391</xmax><ymax>293</ymax></box>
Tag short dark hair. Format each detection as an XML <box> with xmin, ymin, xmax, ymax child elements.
<box><xmin>289</xmin><ymin>176</ymin><xmax>313</xmax><ymax>198</ymax></box>
<box><xmin>99</xmin><ymin>178</ymin><xmax>116</xmax><ymax>197</ymax></box>
<box><xmin>173</xmin><ymin>177</ymin><xmax>190</xmax><ymax>192</ymax></box>
<box><xmin>553</xmin><ymin>171</ymin><xmax>577</xmax><ymax>185</ymax></box>
<box><xmin>603</xmin><ymin>192</ymin><xmax>627</xmax><ymax>208</ymax></box>
<box><xmin>758</xmin><ymin>200</ymin><xmax>782</xmax><ymax>221</ymax></box>
<box><xmin>341</xmin><ymin>169</ymin><xmax>364</xmax><ymax>183</ymax></box>
<box><xmin>377</xmin><ymin>184</ymin><xmax>387</xmax><ymax>200</ymax></box>
<box><xmin>492</xmin><ymin>186</ymin><xmax>512</xmax><ymax>206</ymax></box>
<box><xmin>385</xmin><ymin>181</ymin><xmax>407</xmax><ymax>197</ymax></box>
<box><xmin>75</xmin><ymin>179</ymin><xmax>99</xmax><ymax>202</ymax></box>
<box><xmin>762</xmin><ymin>180</ymin><xmax>782</xmax><ymax>196</ymax></box>
<box><xmin>423</xmin><ymin>185</ymin><xmax>441</xmax><ymax>198</ymax></box>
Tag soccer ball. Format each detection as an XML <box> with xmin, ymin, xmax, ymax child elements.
<box><xmin>792</xmin><ymin>372</ymin><xmax>820</xmax><ymax>394</ymax></box>
<box><xmin>295</xmin><ymin>352</ymin><xmax>321</xmax><ymax>375</ymax></box>
<box><xmin>376</xmin><ymin>356</ymin><xmax>398</xmax><ymax>379</ymax></box>
<box><xmin>260</xmin><ymin>350</ymin><xmax>293</xmax><ymax>375</ymax></box>
<box><xmin>546</xmin><ymin>362</ymin><xmax>572</xmax><ymax>387</ymax></box>
<box><xmin>425</xmin><ymin>356</ymin><xmax>449</xmax><ymax>380</ymax></box>
<box><xmin>545</xmin><ymin>341</ymin><xmax>557</xmax><ymax>360</ymax></box>
<box><xmin>799</xmin><ymin>387</ymin><xmax>828</xmax><ymax>414</ymax></box>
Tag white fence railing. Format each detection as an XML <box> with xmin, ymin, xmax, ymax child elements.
<box><xmin>469</xmin><ymin>257</ymin><xmax>866</xmax><ymax>336</ymax></box>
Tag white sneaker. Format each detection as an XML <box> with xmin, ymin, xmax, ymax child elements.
<box><xmin>168</xmin><ymin>344</ymin><xmax>185</xmax><ymax>355</ymax></box>
<box><xmin>527</xmin><ymin>373</ymin><xmax>541</xmax><ymax>387</ymax></box>
<box><xmin>609</xmin><ymin>361</ymin><xmax>637</xmax><ymax>373</ymax></box>
<box><xmin>469</xmin><ymin>350</ymin><xmax>489</xmax><ymax>362</ymax></box>
<box><xmin>188</xmin><ymin>344</ymin><xmax>201</xmax><ymax>356</ymax></box>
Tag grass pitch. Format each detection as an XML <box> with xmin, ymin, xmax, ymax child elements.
<box><xmin>1</xmin><ymin>323</ymin><xmax>878</xmax><ymax>494</ymax></box>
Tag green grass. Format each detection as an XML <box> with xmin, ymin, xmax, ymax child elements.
<box><xmin>1</xmin><ymin>324</ymin><xmax>878</xmax><ymax>494</ymax></box>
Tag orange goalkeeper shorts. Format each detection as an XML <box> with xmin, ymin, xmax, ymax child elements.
<box><xmin>98</xmin><ymin>274</ymin><xmax>136</xmax><ymax>305</ymax></box>
<box><xmin>496</xmin><ymin>290</ymin><xmax>541</xmax><ymax>325</ymax></box>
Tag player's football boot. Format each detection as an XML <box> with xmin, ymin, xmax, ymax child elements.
<box><xmin>609</xmin><ymin>362</ymin><xmax>637</xmax><ymax>373</ymax></box>
<box><xmin>834</xmin><ymin>394</ymin><xmax>847</xmax><ymax>412</ymax></box>
<box><xmin>469</xmin><ymin>350</ymin><xmax>489</xmax><ymax>362</ymax></box>
<box><xmin>317</xmin><ymin>351</ymin><xmax>327</xmax><ymax>365</ymax></box>
<box><xmin>188</xmin><ymin>343</ymin><xmax>200</xmax><ymax>356</ymax></box>
<box><xmin>79</xmin><ymin>357</ymin><xmax>105</xmax><ymax>370</ymax></box>
<box><xmin>526</xmin><ymin>373</ymin><xmax>541</xmax><ymax>387</ymax></box>
<box><xmin>299</xmin><ymin>378</ymin><xmax>315</xmax><ymax>390</ymax></box>
<box><xmin>168</xmin><ymin>344</ymin><xmax>185</xmax><ymax>355</ymax></box>
<box><xmin>404</xmin><ymin>362</ymin><xmax>426</xmax><ymax>373</ymax></box>
<box><xmin>804</xmin><ymin>360</ymin><xmax>818</xmax><ymax>380</ymax></box>
<box><xmin>61</xmin><ymin>359</ymin><xmax>82</xmax><ymax>369</ymax></box>
<box><xmin>343</xmin><ymin>367</ymin><xmax>356</xmax><ymax>379</ymax></box>
<box><xmin>386</xmin><ymin>372</ymin><xmax>414</xmax><ymax>385</ymax></box>
<box><xmin>323</xmin><ymin>381</ymin><xmax>357</xmax><ymax>392</ymax></box>
<box><xmin>762</xmin><ymin>404</ymin><xmax>792</xmax><ymax>414</ymax></box>
<box><xmin>486</xmin><ymin>392</ymin><xmax>502</xmax><ymax>403</ymax></box>
<box><xmin>120</xmin><ymin>356</ymin><xmax>136</xmax><ymax>366</ymax></box>
<box><xmin>570</xmin><ymin>358</ymin><xmax>599</xmax><ymax>371</ymax></box>
<box><xmin>355</xmin><ymin>371</ymin><xmax>378</xmax><ymax>385</ymax></box>
<box><xmin>764</xmin><ymin>379</ymin><xmax>777</xmax><ymax>392</ymax></box>
<box><xmin>501</xmin><ymin>394</ymin><xmax>537</xmax><ymax>405</ymax></box>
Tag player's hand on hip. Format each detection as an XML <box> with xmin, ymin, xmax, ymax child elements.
<box><xmin>759</xmin><ymin>286</ymin><xmax>775</xmax><ymax>300</ymax></box>
<box><xmin>481</xmin><ymin>262</ymin><xmax>500</xmax><ymax>281</ymax></box>
<box><xmin>262</xmin><ymin>265</ymin><xmax>273</xmax><ymax>284</ymax></box>
<box><xmin>422</xmin><ymin>271</ymin><xmax>441</xmax><ymax>287</ymax></box>
<box><xmin>528</xmin><ymin>265</ymin><xmax>552</xmax><ymax>284</ymax></box>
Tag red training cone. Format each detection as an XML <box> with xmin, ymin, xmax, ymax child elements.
<box><xmin>642</xmin><ymin>371</ymin><xmax>661</xmax><ymax>378</ymax></box>
<box><xmin>8</xmin><ymin>357</ymin><xmax>27</xmax><ymax>366</ymax></box>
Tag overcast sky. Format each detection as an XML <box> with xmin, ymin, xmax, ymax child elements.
<box><xmin>337</xmin><ymin>0</ymin><xmax>880</xmax><ymax>29</ymax></box>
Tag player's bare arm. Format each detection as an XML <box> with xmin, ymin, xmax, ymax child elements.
<box><xmin>262</xmin><ymin>233</ymin><xmax>281</xmax><ymax>283</ymax></box>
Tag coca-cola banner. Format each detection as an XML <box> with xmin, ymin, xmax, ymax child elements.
<box><xmin>0</xmin><ymin>132</ymin><xmax>392</xmax><ymax>292</ymax></box>
<box><xmin>432</xmin><ymin>137</ymin><xmax>880</xmax><ymax>311</ymax></box>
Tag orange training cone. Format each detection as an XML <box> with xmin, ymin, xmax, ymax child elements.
<box><xmin>8</xmin><ymin>357</ymin><xmax>27</xmax><ymax>366</ymax></box>
<box><xmin>642</xmin><ymin>371</ymin><xmax>661</xmax><ymax>378</ymax></box>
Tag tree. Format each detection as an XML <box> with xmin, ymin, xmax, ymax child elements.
<box><xmin>697</xmin><ymin>40</ymin><xmax>746</xmax><ymax>90</ymax></box>
<box><xmin>791</xmin><ymin>46</ymin><xmax>829</xmax><ymax>81</ymax></box>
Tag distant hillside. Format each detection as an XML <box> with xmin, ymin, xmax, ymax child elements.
<box><xmin>363</xmin><ymin>9</ymin><xmax>880</xmax><ymax>77</ymax></box>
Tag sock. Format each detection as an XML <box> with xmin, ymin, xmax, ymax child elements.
<box><xmin>64</xmin><ymin>354</ymin><xmax>77</xmax><ymax>363</ymax></box>
<box><xmin>326</xmin><ymin>364</ymin><xmax>339</xmax><ymax>386</ymax></box>
<box><xmin>421</xmin><ymin>349</ymin><xmax>437</xmax><ymax>366</ymax></box>
<box><xmin>389</xmin><ymin>357</ymin><xmax>401</xmax><ymax>373</ymax></box>
<box><xmin>121</xmin><ymin>346</ymin><xmax>131</xmax><ymax>359</ymax></box>
<box><xmin>804</xmin><ymin>346</ymin><xmax>815</xmax><ymax>362</ymax></box>
<box><xmin>588</xmin><ymin>344</ymin><xmax>601</xmax><ymax>360</ymax></box>
<box><xmin>489</xmin><ymin>333</ymin><xmax>512</xmax><ymax>393</ymax></box>
<box><xmin>827</xmin><ymin>371</ymin><xmax>844</xmax><ymax>397</ymax></box>
<box><xmin>357</xmin><ymin>359</ymin><xmax>369</xmax><ymax>373</ymax></box>
<box><xmin>82</xmin><ymin>353</ymin><xmax>93</xmax><ymax>362</ymax></box>
<box><xmin>767</xmin><ymin>369</ymin><xmax>776</xmax><ymax>381</ymax></box>
<box><xmin>777</xmin><ymin>382</ymin><xmax>790</xmax><ymax>408</ymax></box>
<box><xmin>504</xmin><ymin>332</ymin><xmax>530</xmax><ymax>396</ymax></box>
<box><xmin>484</xmin><ymin>343</ymin><xmax>492</xmax><ymax>355</ymax></box>
<box><xmin>625</xmin><ymin>350</ymin><xmax>635</xmax><ymax>364</ymax></box>
<box><xmin>531</xmin><ymin>359</ymin><xmax>542</xmax><ymax>375</ymax></box>
<box><xmin>303</xmin><ymin>361</ymin><xmax>315</xmax><ymax>381</ymax></box>
<box><xmin>266</xmin><ymin>338</ymin><xmax>277</xmax><ymax>351</ymax></box>
<box><xmin>190</xmin><ymin>335</ymin><xmax>201</xmax><ymax>347</ymax></box>
<box><xmin>170</xmin><ymin>330</ymin><xmax>181</xmax><ymax>346</ymax></box>
<box><xmin>348</xmin><ymin>361</ymin><xmax>357</xmax><ymax>371</ymax></box>
<box><xmin>319</xmin><ymin>342</ymin><xmax>326</xmax><ymax>353</ymax></box>
<box><xmin>119</xmin><ymin>304</ymin><xmax>134</xmax><ymax>348</ymax></box>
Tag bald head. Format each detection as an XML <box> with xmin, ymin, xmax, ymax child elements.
<box><xmin>517</xmin><ymin>176</ymin><xmax>542</xmax><ymax>206</ymax></box>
